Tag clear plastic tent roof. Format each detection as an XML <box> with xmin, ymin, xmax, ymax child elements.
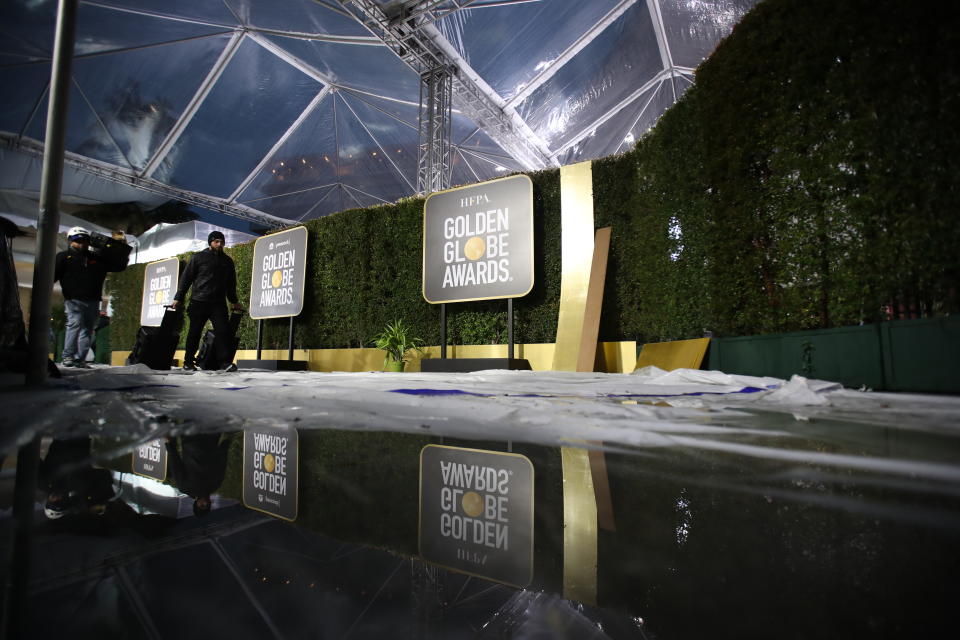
<box><xmin>0</xmin><ymin>0</ymin><xmax>759</xmax><ymax>230</ymax></box>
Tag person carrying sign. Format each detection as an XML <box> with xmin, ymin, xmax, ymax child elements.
<box><xmin>170</xmin><ymin>230</ymin><xmax>242</xmax><ymax>371</ymax></box>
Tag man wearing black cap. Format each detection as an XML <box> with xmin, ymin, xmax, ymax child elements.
<box><xmin>171</xmin><ymin>230</ymin><xmax>242</xmax><ymax>371</ymax></box>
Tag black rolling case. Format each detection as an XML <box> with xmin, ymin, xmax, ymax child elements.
<box><xmin>127</xmin><ymin>307</ymin><xmax>183</xmax><ymax>370</ymax></box>
<box><xmin>196</xmin><ymin>311</ymin><xmax>242</xmax><ymax>370</ymax></box>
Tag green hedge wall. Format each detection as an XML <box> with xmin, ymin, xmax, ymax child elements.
<box><xmin>107</xmin><ymin>0</ymin><xmax>959</xmax><ymax>352</ymax></box>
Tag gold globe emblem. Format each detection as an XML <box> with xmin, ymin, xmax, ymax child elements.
<box><xmin>463</xmin><ymin>236</ymin><xmax>485</xmax><ymax>261</ymax></box>
<box><xmin>271</xmin><ymin>269</ymin><xmax>283</xmax><ymax>288</ymax></box>
<box><xmin>263</xmin><ymin>453</ymin><xmax>276</xmax><ymax>473</ymax></box>
<box><xmin>154</xmin><ymin>290</ymin><xmax>164</xmax><ymax>304</ymax></box>
<box><xmin>461</xmin><ymin>491</ymin><xmax>483</xmax><ymax>517</ymax></box>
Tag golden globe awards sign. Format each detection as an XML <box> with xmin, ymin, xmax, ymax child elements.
<box><xmin>140</xmin><ymin>258</ymin><xmax>179</xmax><ymax>327</ymax></box>
<box><xmin>249</xmin><ymin>226</ymin><xmax>308</xmax><ymax>319</ymax></box>
<box><xmin>132</xmin><ymin>439</ymin><xmax>167</xmax><ymax>481</ymax></box>
<box><xmin>419</xmin><ymin>445</ymin><xmax>534</xmax><ymax>587</ymax></box>
<box><xmin>242</xmin><ymin>427</ymin><xmax>298</xmax><ymax>521</ymax></box>
<box><xmin>422</xmin><ymin>175</ymin><xmax>534</xmax><ymax>303</ymax></box>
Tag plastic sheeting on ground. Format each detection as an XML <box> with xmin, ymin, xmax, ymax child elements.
<box><xmin>3</xmin><ymin>366</ymin><xmax>959</xmax><ymax>481</ymax></box>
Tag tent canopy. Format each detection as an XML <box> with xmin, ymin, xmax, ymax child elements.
<box><xmin>0</xmin><ymin>0</ymin><xmax>758</xmax><ymax>232</ymax></box>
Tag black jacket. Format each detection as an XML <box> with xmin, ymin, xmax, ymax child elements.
<box><xmin>165</xmin><ymin>434</ymin><xmax>231</xmax><ymax>499</ymax></box>
<box><xmin>174</xmin><ymin>248</ymin><xmax>238</xmax><ymax>304</ymax></box>
<box><xmin>54</xmin><ymin>246</ymin><xmax>127</xmax><ymax>301</ymax></box>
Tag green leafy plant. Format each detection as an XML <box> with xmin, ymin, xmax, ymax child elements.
<box><xmin>370</xmin><ymin>319</ymin><xmax>424</xmax><ymax>366</ymax></box>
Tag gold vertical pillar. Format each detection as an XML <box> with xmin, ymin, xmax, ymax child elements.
<box><xmin>553</xmin><ymin>161</ymin><xmax>595</xmax><ymax>372</ymax></box>
<box><xmin>561</xmin><ymin>446</ymin><xmax>598</xmax><ymax>605</ymax></box>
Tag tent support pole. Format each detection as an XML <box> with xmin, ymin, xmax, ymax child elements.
<box><xmin>6</xmin><ymin>3</ymin><xmax>79</xmax><ymax>639</ymax></box>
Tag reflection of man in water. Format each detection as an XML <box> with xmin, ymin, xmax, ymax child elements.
<box><xmin>165</xmin><ymin>433</ymin><xmax>231</xmax><ymax>516</ymax></box>
<box><xmin>40</xmin><ymin>437</ymin><xmax>117</xmax><ymax>519</ymax></box>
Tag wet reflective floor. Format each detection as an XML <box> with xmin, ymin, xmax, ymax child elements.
<box><xmin>2</xmin><ymin>366</ymin><xmax>959</xmax><ymax>639</ymax></box>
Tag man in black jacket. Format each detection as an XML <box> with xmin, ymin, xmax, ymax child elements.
<box><xmin>54</xmin><ymin>226</ymin><xmax>127</xmax><ymax>367</ymax></box>
<box><xmin>170</xmin><ymin>230</ymin><xmax>242</xmax><ymax>371</ymax></box>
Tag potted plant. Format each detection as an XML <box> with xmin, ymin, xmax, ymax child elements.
<box><xmin>371</xmin><ymin>319</ymin><xmax>424</xmax><ymax>372</ymax></box>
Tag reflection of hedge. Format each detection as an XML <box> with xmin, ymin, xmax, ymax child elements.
<box><xmin>108</xmin><ymin>0</ymin><xmax>959</xmax><ymax>351</ymax></box>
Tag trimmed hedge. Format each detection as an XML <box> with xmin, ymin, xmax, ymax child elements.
<box><xmin>107</xmin><ymin>0</ymin><xmax>959</xmax><ymax>351</ymax></box>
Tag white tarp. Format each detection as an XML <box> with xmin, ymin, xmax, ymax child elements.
<box><xmin>132</xmin><ymin>221</ymin><xmax>255</xmax><ymax>264</ymax></box>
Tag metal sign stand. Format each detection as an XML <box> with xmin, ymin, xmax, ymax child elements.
<box><xmin>242</xmin><ymin>317</ymin><xmax>307</xmax><ymax>371</ymax></box>
<box><xmin>426</xmin><ymin>297</ymin><xmax>530</xmax><ymax>372</ymax></box>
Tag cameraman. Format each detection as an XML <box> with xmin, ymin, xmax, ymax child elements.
<box><xmin>54</xmin><ymin>226</ymin><xmax>128</xmax><ymax>368</ymax></box>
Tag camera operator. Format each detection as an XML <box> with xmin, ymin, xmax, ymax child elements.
<box><xmin>54</xmin><ymin>226</ymin><xmax>129</xmax><ymax>368</ymax></box>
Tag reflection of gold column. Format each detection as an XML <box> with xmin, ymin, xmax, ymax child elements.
<box><xmin>553</xmin><ymin>161</ymin><xmax>595</xmax><ymax>372</ymax></box>
<box><xmin>561</xmin><ymin>446</ymin><xmax>598</xmax><ymax>605</ymax></box>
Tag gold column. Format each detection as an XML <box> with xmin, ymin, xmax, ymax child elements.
<box><xmin>561</xmin><ymin>446</ymin><xmax>598</xmax><ymax>605</ymax></box>
<box><xmin>553</xmin><ymin>161</ymin><xmax>596</xmax><ymax>372</ymax></box>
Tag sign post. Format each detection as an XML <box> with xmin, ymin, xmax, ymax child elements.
<box><xmin>421</xmin><ymin>175</ymin><xmax>534</xmax><ymax>372</ymax></box>
<box><xmin>419</xmin><ymin>445</ymin><xmax>534</xmax><ymax>587</ymax></box>
<box><xmin>237</xmin><ymin>226</ymin><xmax>309</xmax><ymax>371</ymax></box>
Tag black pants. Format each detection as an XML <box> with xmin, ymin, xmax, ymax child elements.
<box><xmin>184</xmin><ymin>299</ymin><xmax>229</xmax><ymax>365</ymax></box>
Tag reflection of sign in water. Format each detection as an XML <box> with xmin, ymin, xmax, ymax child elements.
<box><xmin>242</xmin><ymin>427</ymin><xmax>298</xmax><ymax>521</ymax></box>
<box><xmin>423</xmin><ymin>175</ymin><xmax>534</xmax><ymax>303</ymax></box>
<box><xmin>132</xmin><ymin>439</ymin><xmax>167</xmax><ymax>481</ymax></box>
<box><xmin>419</xmin><ymin>445</ymin><xmax>534</xmax><ymax>587</ymax></box>
<box><xmin>248</xmin><ymin>226</ymin><xmax>308</xmax><ymax>319</ymax></box>
<box><xmin>140</xmin><ymin>258</ymin><xmax>179</xmax><ymax>327</ymax></box>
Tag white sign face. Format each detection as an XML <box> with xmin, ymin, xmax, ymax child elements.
<box><xmin>422</xmin><ymin>175</ymin><xmax>534</xmax><ymax>304</ymax></box>
<box><xmin>419</xmin><ymin>445</ymin><xmax>534</xmax><ymax>587</ymax></box>
<box><xmin>140</xmin><ymin>258</ymin><xmax>179</xmax><ymax>327</ymax></box>
<box><xmin>248</xmin><ymin>226</ymin><xmax>308</xmax><ymax>320</ymax></box>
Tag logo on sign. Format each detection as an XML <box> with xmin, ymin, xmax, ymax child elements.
<box><xmin>441</xmin><ymin>198</ymin><xmax>512</xmax><ymax>289</ymax></box>
<box><xmin>258</xmin><ymin>238</ymin><xmax>296</xmax><ymax>308</ymax></box>
<box><xmin>438</xmin><ymin>460</ymin><xmax>511</xmax><ymax>553</ymax></box>
<box><xmin>251</xmin><ymin>431</ymin><xmax>289</xmax><ymax>507</ymax></box>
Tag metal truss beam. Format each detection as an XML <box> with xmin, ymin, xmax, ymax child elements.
<box><xmin>507</xmin><ymin>0</ymin><xmax>637</xmax><ymax>108</ymax></box>
<box><xmin>338</xmin><ymin>0</ymin><xmax>554</xmax><ymax>171</ymax></box>
<box><xmin>141</xmin><ymin>31</ymin><xmax>244</xmax><ymax>179</ymax></box>
<box><xmin>417</xmin><ymin>65</ymin><xmax>453</xmax><ymax>193</ymax></box>
<box><xmin>85</xmin><ymin>0</ymin><xmax>380</xmax><ymax>44</ymax></box>
<box><xmin>2</xmin><ymin>134</ymin><xmax>288</xmax><ymax>229</ymax></box>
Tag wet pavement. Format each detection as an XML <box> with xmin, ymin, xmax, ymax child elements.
<box><xmin>2</xmin><ymin>365</ymin><xmax>959</xmax><ymax>638</ymax></box>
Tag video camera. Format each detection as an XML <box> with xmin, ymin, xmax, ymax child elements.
<box><xmin>88</xmin><ymin>230</ymin><xmax>132</xmax><ymax>264</ymax></box>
